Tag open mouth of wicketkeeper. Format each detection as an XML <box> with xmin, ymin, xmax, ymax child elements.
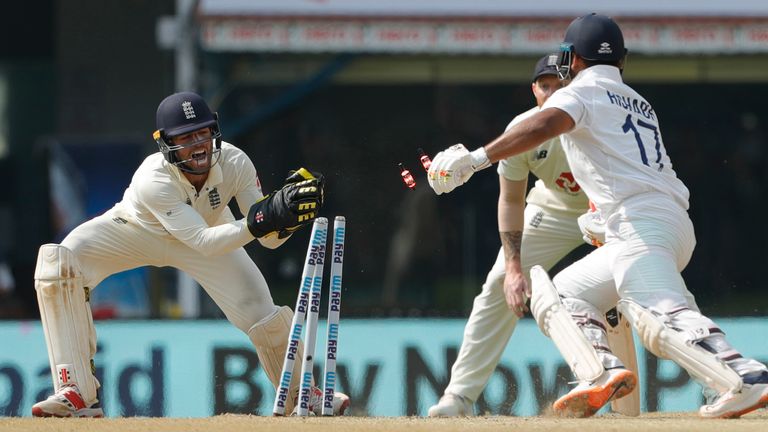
<box><xmin>191</xmin><ymin>149</ymin><xmax>207</xmax><ymax>161</ymax></box>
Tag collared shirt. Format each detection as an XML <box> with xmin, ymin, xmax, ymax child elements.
<box><xmin>498</xmin><ymin>106</ymin><xmax>588</xmax><ymax>213</ymax></box>
<box><xmin>543</xmin><ymin>65</ymin><xmax>690</xmax><ymax>216</ymax></box>
<box><xmin>112</xmin><ymin>142</ymin><xmax>261</xmax><ymax>256</ymax></box>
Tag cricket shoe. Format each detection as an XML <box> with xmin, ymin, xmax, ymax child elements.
<box><xmin>31</xmin><ymin>384</ymin><xmax>104</xmax><ymax>418</ymax></box>
<box><xmin>553</xmin><ymin>367</ymin><xmax>637</xmax><ymax>418</ymax></box>
<box><xmin>292</xmin><ymin>386</ymin><xmax>350</xmax><ymax>416</ymax></box>
<box><xmin>699</xmin><ymin>370</ymin><xmax>768</xmax><ymax>419</ymax></box>
<box><xmin>428</xmin><ymin>392</ymin><xmax>474</xmax><ymax>417</ymax></box>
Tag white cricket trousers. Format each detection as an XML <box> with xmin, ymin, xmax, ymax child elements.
<box><xmin>553</xmin><ymin>193</ymin><xmax>696</xmax><ymax>315</ymax></box>
<box><xmin>61</xmin><ymin>209</ymin><xmax>277</xmax><ymax>332</ymax></box>
<box><xmin>551</xmin><ymin>193</ymin><xmax>767</xmax><ymax>378</ymax></box>
<box><xmin>445</xmin><ymin>204</ymin><xmax>585</xmax><ymax>402</ymax></box>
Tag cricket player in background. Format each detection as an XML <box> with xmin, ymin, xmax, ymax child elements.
<box><xmin>429</xmin><ymin>55</ymin><xmax>590</xmax><ymax>416</ymax></box>
<box><xmin>427</xmin><ymin>14</ymin><xmax>768</xmax><ymax>418</ymax></box>
<box><xmin>32</xmin><ymin>91</ymin><xmax>349</xmax><ymax>417</ymax></box>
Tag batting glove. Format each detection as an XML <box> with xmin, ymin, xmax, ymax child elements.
<box><xmin>427</xmin><ymin>144</ymin><xmax>491</xmax><ymax>195</ymax></box>
<box><xmin>577</xmin><ymin>209</ymin><xmax>606</xmax><ymax>247</ymax></box>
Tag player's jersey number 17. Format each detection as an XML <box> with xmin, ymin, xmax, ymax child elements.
<box><xmin>622</xmin><ymin>114</ymin><xmax>664</xmax><ymax>172</ymax></box>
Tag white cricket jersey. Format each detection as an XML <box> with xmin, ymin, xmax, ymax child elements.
<box><xmin>110</xmin><ymin>142</ymin><xmax>261</xmax><ymax>256</ymax></box>
<box><xmin>498</xmin><ymin>107</ymin><xmax>588</xmax><ymax>212</ymax></box>
<box><xmin>542</xmin><ymin>65</ymin><xmax>690</xmax><ymax>216</ymax></box>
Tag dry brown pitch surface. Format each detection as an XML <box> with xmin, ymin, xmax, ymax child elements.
<box><xmin>2</xmin><ymin>412</ymin><xmax>768</xmax><ymax>432</ymax></box>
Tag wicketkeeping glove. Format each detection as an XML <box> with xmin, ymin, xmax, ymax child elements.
<box><xmin>247</xmin><ymin>168</ymin><xmax>324</xmax><ymax>239</ymax></box>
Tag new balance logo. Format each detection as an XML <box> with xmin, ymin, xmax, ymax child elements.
<box><xmin>112</xmin><ymin>217</ymin><xmax>127</xmax><ymax>224</ymax></box>
<box><xmin>182</xmin><ymin>101</ymin><xmax>196</xmax><ymax>119</ymax></box>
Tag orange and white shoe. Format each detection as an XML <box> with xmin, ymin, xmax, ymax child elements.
<box><xmin>553</xmin><ymin>368</ymin><xmax>637</xmax><ymax>418</ymax></box>
<box><xmin>31</xmin><ymin>384</ymin><xmax>104</xmax><ymax>418</ymax></box>
<box><xmin>699</xmin><ymin>370</ymin><xmax>768</xmax><ymax>419</ymax></box>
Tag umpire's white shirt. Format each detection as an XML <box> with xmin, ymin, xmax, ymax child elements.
<box><xmin>112</xmin><ymin>142</ymin><xmax>260</xmax><ymax>256</ymax></box>
<box><xmin>543</xmin><ymin>65</ymin><xmax>690</xmax><ymax>216</ymax></box>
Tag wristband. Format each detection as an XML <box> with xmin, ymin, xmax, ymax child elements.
<box><xmin>470</xmin><ymin>147</ymin><xmax>491</xmax><ymax>171</ymax></box>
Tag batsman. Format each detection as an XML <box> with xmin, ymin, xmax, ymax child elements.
<box><xmin>428</xmin><ymin>14</ymin><xmax>768</xmax><ymax>418</ymax></box>
<box><xmin>32</xmin><ymin>91</ymin><xmax>349</xmax><ymax>417</ymax></box>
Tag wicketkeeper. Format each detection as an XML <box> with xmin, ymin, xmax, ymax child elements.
<box><xmin>32</xmin><ymin>91</ymin><xmax>349</xmax><ymax>417</ymax></box>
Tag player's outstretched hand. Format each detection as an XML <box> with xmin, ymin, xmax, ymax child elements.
<box><xmin>427</xmin><ymin>144</ymin><xmax>491</xmax><ymax>195</ymax></box>
<box><xmin>247</xmin><ymin>168</ymin><xmax>324</xmax><ymax>239</ymax></box>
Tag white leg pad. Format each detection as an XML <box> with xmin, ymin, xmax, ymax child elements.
<box><xmin>34</xmin><ymin>244</ymin><xmax>99</xmax><ymax>404</ymax></box>
<box><xmin>617</xmin><ymin>299</ymin><xmax>742</xmax><ymax>393</ymax></box>
<box><xmin>605</xmin><ymin>308</ymin><xmax>640</xmax><ymax>416</ymax></box>
<box><xmin>247</xmin><ymin>305</ymin><xmax>308</xmax><ymax>414</ymax></box>
<box><xmin>530</xmin><ymin>265</ymin><xmax>603</xmax><ymax>382</ymax></box>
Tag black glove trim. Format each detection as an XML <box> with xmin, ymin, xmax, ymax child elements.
<box><xmin>246</xmin><ymin>195</ymin><xmax>273</xmax><ymax>238</ymax></box>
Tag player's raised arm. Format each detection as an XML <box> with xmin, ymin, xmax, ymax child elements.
<box><xmin>486</xmin><ymin>108</ymin><xmax>574</xmax><ymax>164</ymax></box>
<box><xmin>427</xmin><ymin>106</ymin><xmax>574</xmax><ymax>196</ymax></box>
